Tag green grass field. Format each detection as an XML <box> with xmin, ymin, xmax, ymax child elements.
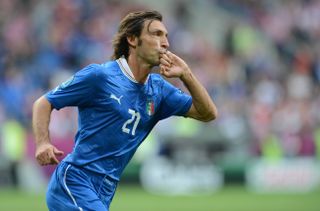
<box><xmin>0</xmin><ymin>185</ymin><xmax>319</xmax><ymax>211</ymax></box>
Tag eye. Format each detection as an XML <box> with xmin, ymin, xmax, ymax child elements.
<box><xmin>151</xmin><ymin>30</ymin><xmax>162</xmax><ymax>37</ymax></box>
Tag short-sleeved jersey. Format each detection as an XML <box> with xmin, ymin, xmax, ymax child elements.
<box><xmin>46</xmin><ymin>58</ymin><xmax>192</xmax><ymax>181</ymax></box>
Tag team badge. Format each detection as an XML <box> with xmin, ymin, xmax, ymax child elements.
<box><xmin>146</xmin><ymin>99</ymin><xmax>155</xmax><ymax>116</ymax></box>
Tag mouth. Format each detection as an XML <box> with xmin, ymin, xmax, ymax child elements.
<box><xmin>157</xmin><ymin>48</ymin><xmax>166</xmax><ymax>59</ymax></box>
<box><xmin>158</xmin><ymin>48</ymin><xmax>167</xmax><ymax>54</ymax></box>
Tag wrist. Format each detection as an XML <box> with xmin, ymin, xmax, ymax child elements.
<box><xmin>36</xmin><ymin>139</ymin><xmax>50</xmax><ymax>148</ymax></box>
<box><xmin>180</xmin><ymin>67</ymin><xmax>192</xmax><ymax>82</ymax></box>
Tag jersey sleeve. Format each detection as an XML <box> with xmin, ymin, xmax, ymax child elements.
<box><xmin>46</xmin><ymin>64</ymin><xmax>101</xmax><ymax>110</ymax></box>
<box><xmin>157</xmin><ymin>79</ymin><xmax>192</xmax><ymax>120</ymax></box>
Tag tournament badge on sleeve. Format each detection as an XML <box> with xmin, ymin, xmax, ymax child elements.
<box><xmin>52</xmin><ymin>76</ymin><xmax>75</xmax><ymax>93</ymax></box>
<box><xmin>146</xmin><ymin>99</ymin><xmax>155</xmax><ymax>116</ymax></box>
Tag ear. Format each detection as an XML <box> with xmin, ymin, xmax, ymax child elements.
<box><xmin>127</xmin><ymin>35</ymin><xmax>138</xmax><ymax>48</ymax></box>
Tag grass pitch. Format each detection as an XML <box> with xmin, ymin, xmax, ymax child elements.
<box><xmin>0</xmin><ymin>185</ymin><xmax>319</xmax><ymax>211</ymax></box>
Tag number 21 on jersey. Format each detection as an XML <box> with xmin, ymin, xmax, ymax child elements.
<box><xmin>122</xmin><ymin>109</ymin><xmax>141</xmax><ymax>136</ymax></box>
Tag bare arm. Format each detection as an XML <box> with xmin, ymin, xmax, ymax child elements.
<box><xmin>159</xmin><ymin>51</ymin><xmax>218</xmax><ymax>122</ymax></box>
<box><xmin>180</xmin><ymin>69</ymin><xmax>217</xmax><ymax>121</ymax></box>
<box><xmin>32</xmin><ymin>95</ymin><xmax>64</xmax><ymax>165</ymax></box>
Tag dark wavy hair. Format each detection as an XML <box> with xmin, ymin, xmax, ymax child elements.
<box><xmin>111</xmin><ymin>10</ymin><xmax>162</xmax><ymax>60</ymax></box>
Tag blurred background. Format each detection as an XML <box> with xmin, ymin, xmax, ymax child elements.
<box><xmin>0</xmin><ymin>0</ymin><xmax>320</xmax><ymax>210</ymax></box>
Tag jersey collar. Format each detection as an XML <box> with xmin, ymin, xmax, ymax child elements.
<box><xmin>116</xmin><ymin>56</ymin><xmax>149</xmax><ymax>84</ymax></box>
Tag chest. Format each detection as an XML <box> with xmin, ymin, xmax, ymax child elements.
<box><xmin>95</xmin><ymin>79</ymin><xmax>161</xmax><ymax>127</ymax></box>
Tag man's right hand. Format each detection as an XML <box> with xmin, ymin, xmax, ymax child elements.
<box><xmin>35</xmin><ymin>143</ymin><xmax>64</xmax><ymax>166</ymax></box>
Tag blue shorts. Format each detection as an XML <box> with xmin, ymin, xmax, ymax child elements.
<box><xmin>46</xmin><ymin>161</ymin><xmax>118</xmax><ymax>211</ymax></box>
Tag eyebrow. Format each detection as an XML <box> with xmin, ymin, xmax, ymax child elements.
<box><xmin>149</xmin><ymin>28</ymin><xmax>168</xmax><ymax>36</ymax></box>
<box><xmin>146</xmin><ymin>20</ymin><xmax>168</xmax><ymax>36</ymax></box>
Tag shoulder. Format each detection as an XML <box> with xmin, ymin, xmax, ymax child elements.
<box><xmin>78</xmin><ymin>61</ymin><xmax>119</xmax><ymax>79</ymax></box>
<box><xmin>100</xmin><ymin>60</ymin><xmax>119</xmax><ymax>71</ymax></box>
<box><xmin>149</xmin><ymin>73</ymin><xmax>177</xmax><ymax>90</ymax></box>
<box><xmin>149</xmin><ymin>73</ymin><xmax>165</xmax><ymax>85</ymax></box>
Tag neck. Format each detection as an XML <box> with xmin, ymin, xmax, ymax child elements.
<box><xmin>127</xmin><ymin>53</ymin><xmax>152</xmax><ymax>83</ymax></box>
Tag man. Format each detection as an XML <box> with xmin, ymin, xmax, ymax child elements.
<box><xmin>33</xmin><ymin>10</ymin><xmax>217</xmax><ymax>211</ymax></box>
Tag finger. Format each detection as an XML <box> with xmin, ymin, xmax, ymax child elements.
<box><xmin>166</xmin><ymin>50</ymin><xmax>174</xmax><ymax>58</ymax></box>
<box><xmin>159</xmin><ymin>48</ymin><xmax>167</xmax><ymax>54</ymax></box>
<box><xmin>160</xmin><ymin>58</ymin><xmax>171</xmax><ymax>67</ymax></box>
<box><xmin>48</xmin><ymin>149</ymin><xmax>60</xmax><ymax>164</ymax></box>
<box><xmin>50</xmin><ymin>156</ymin><xmax>60</xmax><ymax>164</ymax></box>
<box><xmin>36</xmin><ymin>152</ymin><xmax>48</xmax><ymax>165</ymax></box>
<box><xmin>160</xmin><ymin>51</ymin><xmax>170</xmax><ymax>59</ymax></box>
<box><xmin>165</xmin><ymin>51</ymin><xmax>178</xmax><ymax>63</ymax></box>
<box><xmin>37</xmin><ymin>157</ymin><xmax>45</xmax><ymax>165</ymax></box>
<box><xmin>159</xmin><ymin>65</ymin><xmax>166</xmax><ymax>75</ymax></box>
<box><xmin>39</xmin><ymin>158</ymin><xmax>50</xmax><ymax>166</ymax></box>
<box><xmin>42</xmin><ymin>152</ymin><xmax>52</xmax><ymax>165</ymax></box>
<box><xmin>53</xmin><ymin>147</ymin><xmax>64</xmax><ymax>156</ymax></box>
<box><xmin>49</xmin><ymin>154</ymin><xmax>60</xmax><ymax>164</ymax></box>
<box><xmin>159</xmin><ymin>65</ymin><xmax>170</xmax><ymax>77</ymax></box>
<box><xmin>160</xmin><ymin>52</ymin><xmax>173</xmax><ymax>63</ymax></box>
<box><xmin>159</xmin><ymin>65</ymin><xmax>167</xmax><ymax>75</ymax></box>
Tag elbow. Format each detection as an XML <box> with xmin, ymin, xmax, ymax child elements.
<box><xmin>32</xmin><ymin>97</ymin><xmax>43</xmax><ymax>112</ymax></box>
<box><xmin>32</xmin><ymin>98</ymin><xmax>40</xmax><ymax>113</ymax></box>
<box><xmin>203</xmin><ymin>115</ymin><xmax>217</xmax><ymax>123</ymax></box>
<box><xmin>33</xmin><ymin>96</ymin><xmax>53</xmax><ymax>113</ymax></box>
<box><xmin>201</xmin><ymin>108</ymin><xmax>218</xmax><ymax>122</ymax></box>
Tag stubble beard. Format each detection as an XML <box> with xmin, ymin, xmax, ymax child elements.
<box><xmin>137</xmin><ymin>39</ymin><xmax>160</xmax><ymax>68</ymax></box>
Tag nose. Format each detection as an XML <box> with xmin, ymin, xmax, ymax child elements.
<box><xmin>161</xmin><ymin>36</ymin><xmax>169</xmax><ymax>49</ymax></box>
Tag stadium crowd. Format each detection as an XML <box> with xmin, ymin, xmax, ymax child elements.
<box><xmin>0</xmin><ymin>0</ymin><xmax>319</xmax><ymax>178</ymax></box>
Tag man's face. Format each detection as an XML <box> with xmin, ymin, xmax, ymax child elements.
<box><xmin>136</xmin><ymin>20</ymin><xmax>169</xmax><ymax>66</ymax></box>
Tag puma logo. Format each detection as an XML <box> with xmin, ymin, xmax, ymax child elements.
<box><xmin>110</xmin><ymin>93</ymin><xmax>123</xmax><ymax>105</ymax></box>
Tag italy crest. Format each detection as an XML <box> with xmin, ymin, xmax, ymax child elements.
<box><xmin>146</xmin><ymin>99</ymin><xmax>155</xmax><ymax>116</ymax></box>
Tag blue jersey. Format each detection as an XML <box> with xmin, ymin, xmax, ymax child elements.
<box><xmin>46</xmin><ymin>58</ymin><xmax>192</xmax><ymax>181</ymax></box>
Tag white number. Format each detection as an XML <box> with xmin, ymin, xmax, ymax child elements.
<box><xmin>122</xmin><ymin>109</ymin><xmax>141</xmax><ymax>136</ymax></box>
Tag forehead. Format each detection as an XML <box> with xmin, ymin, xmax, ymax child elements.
<box><xmin>143</xmin><ymin>20</ymin><xmax>168</xmax><ymax>34</ymax></box>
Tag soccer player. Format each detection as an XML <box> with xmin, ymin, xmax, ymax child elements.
<box><xmin>32</xmin><ymin>10</ymin><xmax>217</xmax><ymax>211</ymax></box>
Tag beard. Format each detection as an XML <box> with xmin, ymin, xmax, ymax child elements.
<box><xmin>137</xmin><ymin>38</ymin><xmax>161</xmax><ymax>67</ymax></box>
